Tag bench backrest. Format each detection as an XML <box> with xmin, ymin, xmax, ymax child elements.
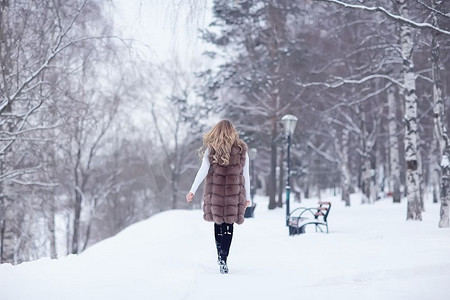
<box><xmin>315</xmin><ymin>201</ymin><xmax>331</xmax><ymax>222</ymax></box>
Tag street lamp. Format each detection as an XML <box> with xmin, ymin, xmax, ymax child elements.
<box><xmin>245</xmin><ymin>148</ymin><xmax>257</xmax><ymax>218</ymax></box>
<box><xmin>282</xmin><ymin>114</ymin><xmax>298</xmax><ymax>226</ymax></box>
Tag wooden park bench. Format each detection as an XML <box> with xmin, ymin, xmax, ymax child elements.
<box><xmin>288</xmin><ymin>201</ymin><xmax>331</xmax><ymax>236</ymax></box>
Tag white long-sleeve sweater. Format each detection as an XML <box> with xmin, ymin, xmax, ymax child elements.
<box><xmin>189</xmin><ymin>148</ymin><xmax>251</xmax><ymax>200</ymax></box>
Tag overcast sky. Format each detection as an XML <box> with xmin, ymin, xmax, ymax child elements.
<box><xmin>112</xmin><ymin>0</ymin><xmax>212</xmax><ymax>68</ymax></box>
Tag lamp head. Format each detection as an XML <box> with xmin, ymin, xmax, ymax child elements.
<box><xmin>281</xmin><ymin>114</ymin><xmax>298</xmax><ymax>136</ymax></box>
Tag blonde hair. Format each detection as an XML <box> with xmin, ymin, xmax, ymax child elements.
<box><xmin>200</xmin><ymin>120</ymin><xmax>244</xmax><ymax>165</ymax></box>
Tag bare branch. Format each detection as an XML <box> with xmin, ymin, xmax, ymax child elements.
<box><xmin>0</xmin><ymin>164</ymin><xmax>42</xmax><ymax>182</ymax></box>
<box><xmin>313</xmin><ymin>0</ymin><xmax>450</xmax><ymax>35</ymax></box>
<box><xmin>307</xmin><ymin>141</ymin><xmax>338</xmax><ymax>163</ymax></box>
<box><xmin>417</xmin><ymin>0</ymin><xmax>450</xmax><ymax>19</ymax></box>
<box><xmin>1</xmin><ymin>100</ymin><xmax>44</xmax><ymax>154</ymax></box>
<box><xmin>417</xmin><ymin>73</ymin><xmax>433</xmax><ymax>83</ymax></box>
<box><xmin>10</xmin><ymin>179</ymin><xmax>58</xmax><ymax>187</ymax></box>
<box><xmin>0</xmin><ymin>1</ymin><xmax>90</xmax><ymax>113</ymax></box>
<box><xmin>296</xmin><ymin>74</ymin><xmax>404</xmax><ymax>90</ymax></box>
<box><xmin>0</xmin><ymin>124</ymin><xmax>59</xmax><ymax>137</ymax></box>
<box><xmin>328</xmin><ymin>114</ymin><xmax>361</xmax><ymax>134</ymax></box>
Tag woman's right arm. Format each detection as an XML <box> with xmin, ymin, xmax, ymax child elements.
<box><xmin>186</xmin><ymin>148</ymin><xmax>210</xmax><ymax>202</ymax></box>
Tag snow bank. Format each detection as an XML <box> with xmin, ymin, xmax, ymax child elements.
<box><xmin>1</xmin><ymin>194</ymin><xmax>449</xmax><ymax>300</ymax></box>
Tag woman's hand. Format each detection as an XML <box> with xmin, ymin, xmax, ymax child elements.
<box><xmin>245</xmin><ymin>200</ymin><xmax>250</xmax><ymax>208</ymax></box>
<box><xmin>186</xmin><ymin>192</ymin><xmax>194</xmax><ymax>203</ymax></box>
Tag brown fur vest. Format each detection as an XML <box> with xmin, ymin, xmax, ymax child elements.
<box><xmin>203</xmin><ymin>143</ymin><xmax>247</xmax><ymax>225</ymax></box>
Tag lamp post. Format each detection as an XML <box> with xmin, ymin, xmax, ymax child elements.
<box><xmin>282</xmin><ymin>114</ymin><xmax>298</xmax><ymax>226</ymax></box>
<box><xmin>245</xmin><ymin>148</ymin><xmax>257</xmax><ymax>218</ymax></box>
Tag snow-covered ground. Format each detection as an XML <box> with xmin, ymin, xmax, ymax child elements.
<box><xmin>1</xmin><ymin>193</ymin><xmax>449</xmax><ymax>300</ymax></box>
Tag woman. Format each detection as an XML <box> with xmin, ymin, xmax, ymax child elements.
<box><xmin>186</xmin><ymin>120</ymin><xmax>251</xmax><ymax>274</ymax></box>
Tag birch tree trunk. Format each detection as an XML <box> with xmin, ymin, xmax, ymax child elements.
<box><xmin>268</xmin><ymin>117</ymin><xmax>278</xmax><ymax>209</ymax></box>
<box><xmin>330</xmin><ymin>127</ymin><xmax>351</xmax><ymax>206</ymax></box>
<box><xmin>340</xmin><ymin>129</ymin><xmax>351</xmax><ymax>206</ymax></box>
<box><xmin>397</xmin><ymin>0</ymin><xmax>422</xmax><ymax>220</ymax></box>
<box><xmin>429</xmin><ymin>135</ymin><xmax>440</xmax><ymax>204</ymax></box>
<box><xmin>47</xmin><ymin>195</ymin><xmax>57</xmax><ymax>259</ymax></box>
<box><xmin>431</xmin><ymin>0</ymin><xmax>449</xmax><ymax>227</ymax></box>
<box><xmin>387</xmin><ymin>86</ymin><xmax>401</xmax><ymax>203</ymax></box>
<box><xmin>360</xmin><ymin>110</ymin><xmax>371</xmax><ymax>204</ymax></box>
<box><xmin>72</xmin><ymin>166</ymin><xmax>83</xmax><ymax>254</ymax></box>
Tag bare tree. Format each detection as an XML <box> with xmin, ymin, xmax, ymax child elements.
<box><xmin>430</xmin><ymin>0</ymin><xmax>450</xmax><ymax>227</ymax></box>
<box><xmin>150</xmin><ymin>62</ymin><xmax>206</xmax><ymax>210</ymax></box>
<box><xmin>332</xmin><ymin>127</ymin><xmax>352</xmax><ymax>206</ymax></box>
<box><xmin>57</xmin><ymin>66</ymin><xmax>122</xmax><ymax>254</ymax></box>
<box><xmin>394</xmin><ymin>0</ymin><xmax>423</xmax><ymax>220</ymax></box>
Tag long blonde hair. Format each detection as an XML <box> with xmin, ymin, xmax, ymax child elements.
<box><xmin>200</xmin><ymin>120</ymin><xmax>244</xmax><ymax>166</ymax></box>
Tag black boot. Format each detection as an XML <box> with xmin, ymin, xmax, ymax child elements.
<box><xmin>219</xmin><ymin>258</ymin><xmax>229</xmax><ymax>274</ymax></box>
<box><xmin>214</xmin><ymin>223</ymin><xmax>233</xmax><ymax>274</ymax></box>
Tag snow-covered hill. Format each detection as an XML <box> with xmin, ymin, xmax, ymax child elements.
<box><xmin>1</xmin><ymin>194</ymin><xmax>449</xmax><ymax>300</ymax></box>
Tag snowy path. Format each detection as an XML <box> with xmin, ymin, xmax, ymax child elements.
<box><xmin>1</xmin><ymin>194</ymin><xmax>449</xmax><ymax>300</ymax></box>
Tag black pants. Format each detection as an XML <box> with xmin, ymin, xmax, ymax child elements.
<box><xmin>214</xmin><ymin>223</ymin><xmax>234</xmax><ymax>263</ymax></box>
